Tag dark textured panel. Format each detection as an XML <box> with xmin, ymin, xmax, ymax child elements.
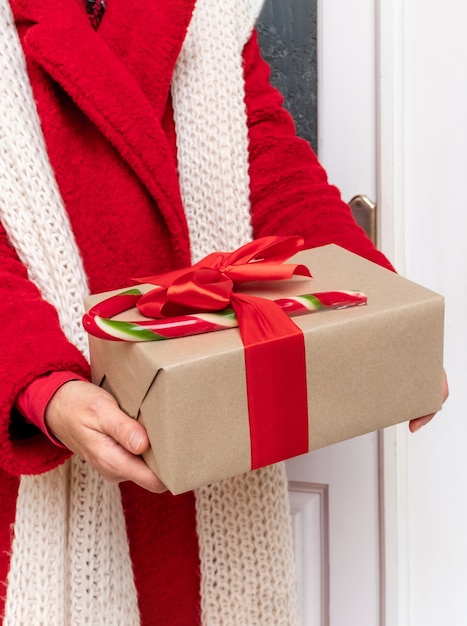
<box><xmin>257</xmin><ymin>1</ymin><xmax>318</xmax><ymax>151</ymax></box>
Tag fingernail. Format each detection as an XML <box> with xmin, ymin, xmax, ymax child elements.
<box><xmin>128</xmin><ymin>430</ymin><xmax>145</xmax><ymax>453</ymax></box>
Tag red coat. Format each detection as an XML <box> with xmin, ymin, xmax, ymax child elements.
<box><xmin>0</xmin><ymin>0</ymin><xmax>393</xmax><ymax>622</ymax></box>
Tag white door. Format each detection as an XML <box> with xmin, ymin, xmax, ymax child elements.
<box><xmin>285</xmin><ymin>1</ymin><xmax>405</xmax><ymax>625</ymax></box>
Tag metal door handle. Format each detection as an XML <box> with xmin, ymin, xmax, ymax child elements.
<box><xmin>348</xmin><ymin>195</ymin><xmax>377</xmax><ymax>244</ymax></box>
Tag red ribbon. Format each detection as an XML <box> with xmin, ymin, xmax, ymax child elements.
<box><xmin>136</xmin><ymin>236</ymin><xmax>311</xmax><ymax>469</ymax></box>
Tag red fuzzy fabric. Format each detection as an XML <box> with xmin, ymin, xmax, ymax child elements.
<box><xmin>1</xmin><ymin>1</ymin><xmax>393</xmax><ymax>623</ymax></box>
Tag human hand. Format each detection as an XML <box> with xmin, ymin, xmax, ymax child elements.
<box><xmin>45</xmin><ymin>380</ymin><xmax>165</xmax><ymax>492</ymax></box>
<box><xmin>409</xmin><ymin>369</ymin><xmax>449</xmax><ymax>433</ymax></box>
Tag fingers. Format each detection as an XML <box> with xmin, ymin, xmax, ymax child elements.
<box><xmin>409</xmin><ymin>413</ymin><xmax>435</xmax><ymax>433</ymax></box>
<box><xmin>92</xmin><ymin>400</ymin><xmax>151</xmax><ymax>455</ymax></box>
<box><xmin>45</xmin><ymin>380</ymin><xmax>166</xmax><ymax>492</ymax></box>
<box><xmin>84</xmin><ymin>434</ymin><xmax>166</xmax><ymax>493</ymax></box>
<box><xmin>409</xmin><ymin>369</ymin><xmax>449</xmax><ymax>433</ymax></box>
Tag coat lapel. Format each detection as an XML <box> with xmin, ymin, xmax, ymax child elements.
<box><xmin>15</xmin><ymin>0</ymin><xmax>197</xmax><ymax>252</ymax></box>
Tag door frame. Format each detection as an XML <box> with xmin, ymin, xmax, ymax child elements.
<box><xmin>376</xmin><ymin>1</ymin><xmax>410</xmax><ymax>625</ymax></box>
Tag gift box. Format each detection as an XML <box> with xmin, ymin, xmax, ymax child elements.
<box><xmin>85</xmin><ymin>244</ymin><xmax>444</xmax><ymax>494</ymax></box>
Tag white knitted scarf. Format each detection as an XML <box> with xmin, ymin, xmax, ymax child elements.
<box><xmin>0</xmin><ymin>0</ymin><xmax>298</xmax><ymax>624</ymax></box>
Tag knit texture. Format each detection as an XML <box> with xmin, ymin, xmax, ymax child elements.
<box><xmin>197</xmin><ymin>464</ymin><xmax>298</xmax><ymax>625</ymax></box>
<box><xmin>1</xmin><ymin>0</ymin><xmax>299</xmax><ymax>624</ymax></box>
<box><xmin>171</xmin><ymin>0</ymin><xmax>255</xmax><ymax>260</ymax></box>
<box><xmin>5</xmin><ymin>463</ymin><xmax>141</xmax><ymax>625</ymax></box>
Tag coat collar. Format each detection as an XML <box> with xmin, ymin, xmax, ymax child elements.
<box><xmin>12</xmin><ymin>0</ymin><xmax>197</xmax><ymax>257</ymax></box>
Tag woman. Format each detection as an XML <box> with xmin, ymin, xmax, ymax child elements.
<box><xmin>0</xmin><ymin>0</ymin><xmax>445</xmax><ymax>624</ymax></box>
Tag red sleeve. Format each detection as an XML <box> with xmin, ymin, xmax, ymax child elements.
<box><xmin>15</xmin><ymin>371</ymin><xmax>89</xmax><ymax>447</ymax></box>
<box><xmin>0</xmin><ymin>225</ymin><xmax>90</xmax><ymax>476</ymax></box>
<box><xmin>243</xmin><ymin>31</ymin><xmax>394</xmax><ymax>272</ymax></box>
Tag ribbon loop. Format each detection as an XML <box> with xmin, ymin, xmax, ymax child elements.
<box><xmin>136</xmin><ymin>235</ymin><xmax>311</xmax><ymax>318</ymax></box>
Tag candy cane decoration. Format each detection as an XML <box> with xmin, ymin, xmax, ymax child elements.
<box><xmin>83</xmin><ymin>289</ymin><xmax>367</xmax><ymax>342</ymax></box>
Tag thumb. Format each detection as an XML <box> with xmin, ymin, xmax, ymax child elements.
<box><xmin>100</xmin><ymin>407</ymin><xmax>150</xmax><ymax>455</ymax></box>
<box><xmin>126</xmin><ymin>424</ymin><xmax>150</xmax><ymax>454</ymax></box>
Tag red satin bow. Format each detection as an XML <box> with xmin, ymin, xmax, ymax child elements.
<box><xmin>136</xmin><ymin>235</ymin><xmax>311</xmax><ymax>317</ymax></box>
<box><xmin>136</xmin><ymin>236</ymin><xmax>310</xmax><ymax>470</ymax></box>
